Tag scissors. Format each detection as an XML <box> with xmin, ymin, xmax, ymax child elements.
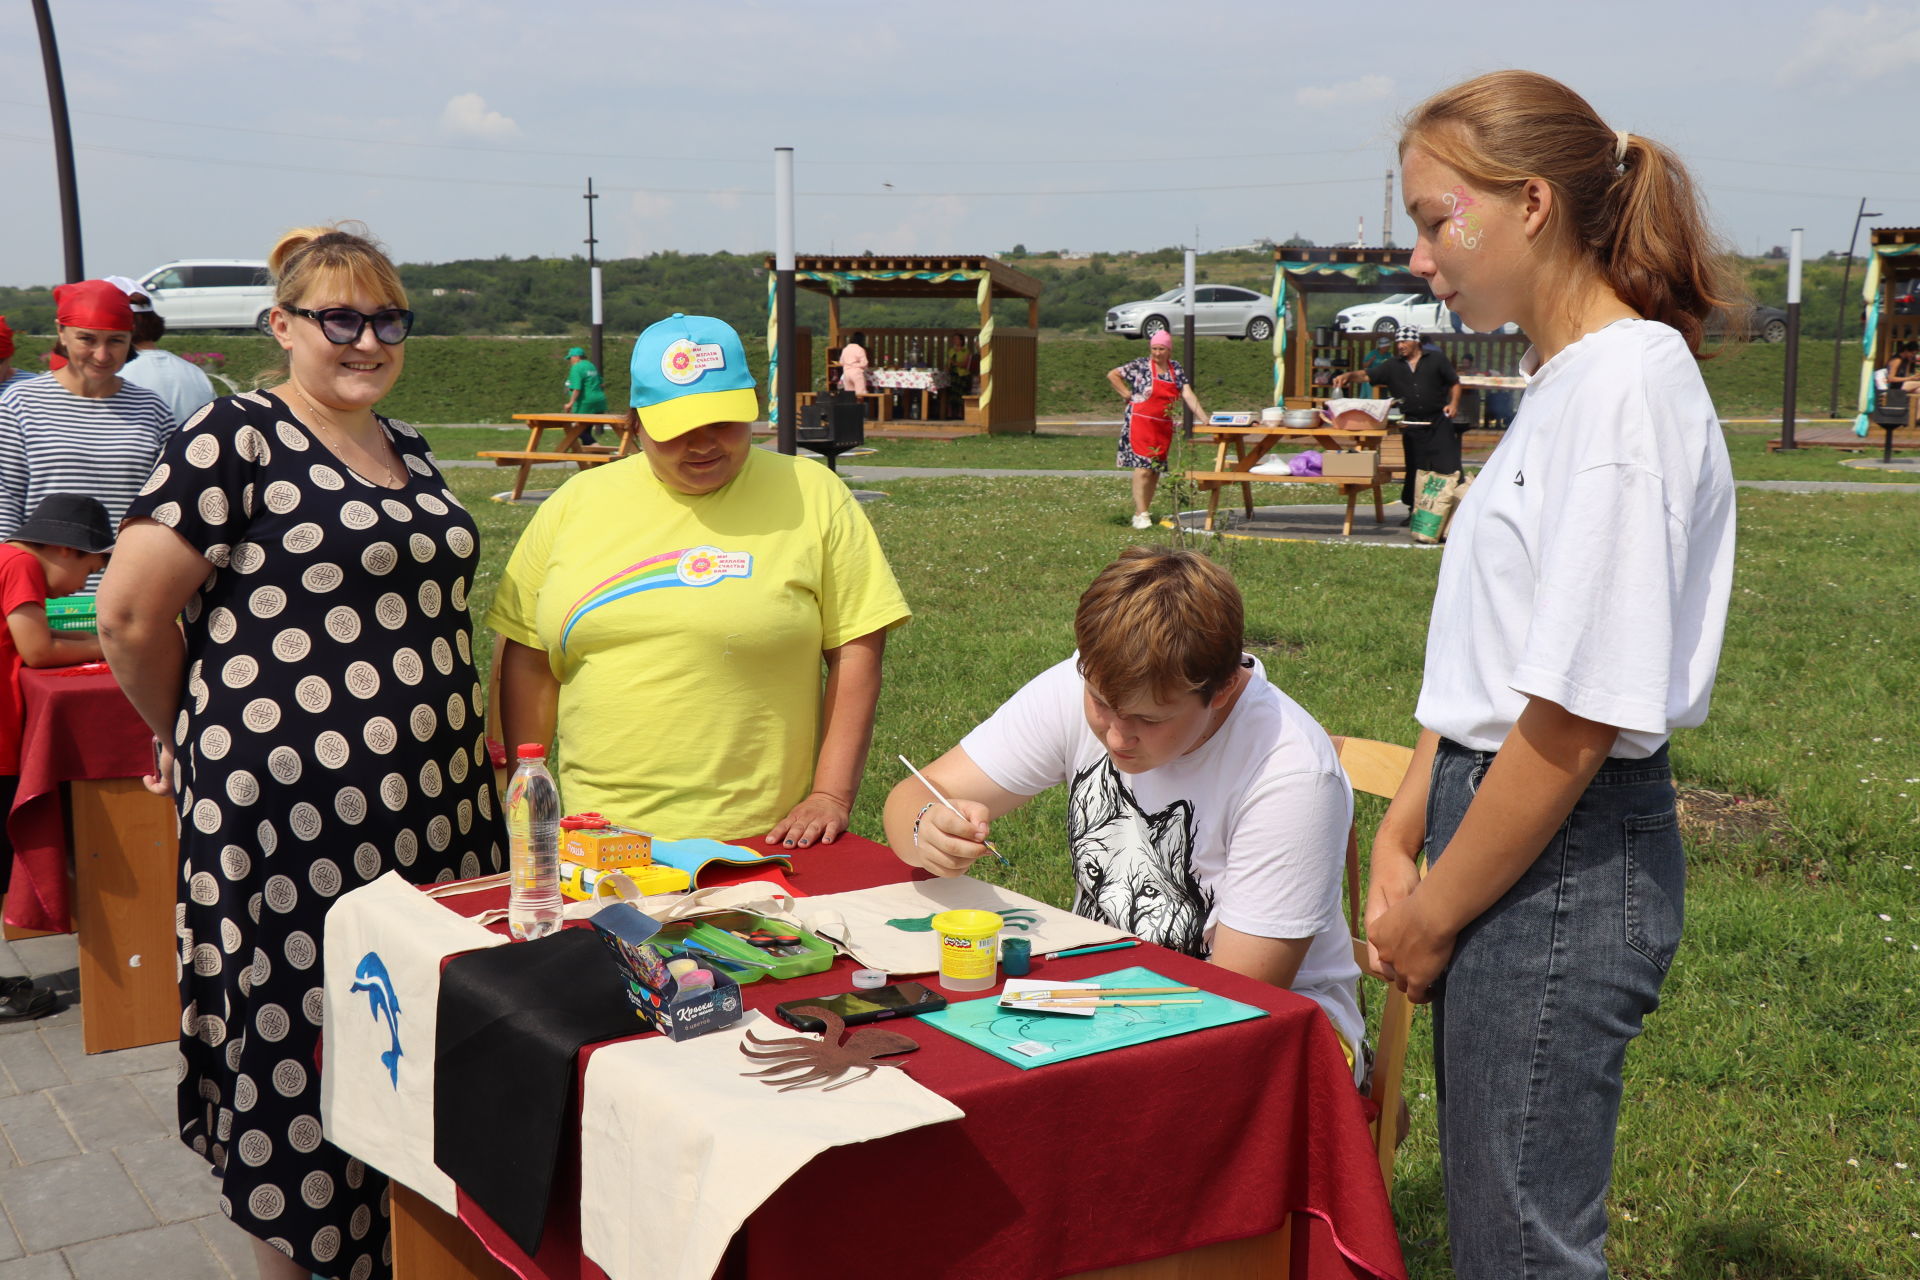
<box><xmin>730</xmin><ymin>927</ymin><xmax>803</xmax><ymax>950</ymax></box>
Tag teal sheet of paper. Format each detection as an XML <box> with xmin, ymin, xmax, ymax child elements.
<box><xmin>918</xmin><ymin>965</ymin><xmax>1267</xmax><ymax>1069</ymax></box>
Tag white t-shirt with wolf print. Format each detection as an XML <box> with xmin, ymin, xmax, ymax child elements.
<box><xmin>962</xmin><ymin>654</ymin><xmax>1362</xmax><ymax>1056</ymax></box>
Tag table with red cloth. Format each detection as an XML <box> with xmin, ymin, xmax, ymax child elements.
<box><xmin>4</xmin><ymin>666</ymin><xmax>179</xmax><ymax>1052</ymax></box>
<box><xmin>384</xmin><ymin>834</ymin><xmax>1406</xmax><ymax>1280</ymax></box>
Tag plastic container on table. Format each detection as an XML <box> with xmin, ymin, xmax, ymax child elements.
<box><xmin>649</xmin><ymin>911</ymin><xmax>837</xmax><ymax>985</ymax></box>
<box><xmin>931</xmin><ymin>908</ymin><xmax>1003</xmax><ymax>992</ymax></box>
<box><xmin>44</xmin><ymin>595</ymin><xmax>97</xmax><ymax>632</ymax></box>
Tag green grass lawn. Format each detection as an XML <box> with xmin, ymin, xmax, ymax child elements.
<box><xmin>448</xmin><ymin>463</ymin><xmax>1918</xmax><ymax>1278</ymax></box>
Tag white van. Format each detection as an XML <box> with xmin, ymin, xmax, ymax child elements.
<box><xmin>136</xmin><ymin>260</ymin><xmax>276</xmax><ymax>333</ymax></box>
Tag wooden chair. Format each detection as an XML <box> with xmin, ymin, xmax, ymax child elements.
<box><xmin>1331</xmin><ymin>735</ymin><xmax>1418</xmax><ymax>1190</ymax></box>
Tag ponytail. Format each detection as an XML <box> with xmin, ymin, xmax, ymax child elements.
<box><xmin>1402</xmin><ymin>71</ymin><xmax>1745</xmax><ymax>356</ymax></box>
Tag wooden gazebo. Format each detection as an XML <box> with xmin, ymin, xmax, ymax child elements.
<box><xmin>766</xmin><ymin>254</ymin><xmax>1044</xmax><ymax>434</ymax></box>
<box><xmin>1857</xmin><ymin>226</ymin><xmax>1920</xmax><ymax>423</ymax></box>
<box><xmin>1267</xmin><ymin>245</ymin><xmax>1524</xmax><ymax>403</ymax></box>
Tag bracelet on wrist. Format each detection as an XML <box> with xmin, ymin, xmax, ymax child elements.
<box><xmin>910</xmin><ymin>801</ymin><xmax>936</xmax><ymax>849</ymax></box>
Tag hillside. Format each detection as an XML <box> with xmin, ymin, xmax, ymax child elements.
<box><xmin>0</xmin><ymin>249</ymin><xmax>1877</xmax><ymax>342</ymax></box>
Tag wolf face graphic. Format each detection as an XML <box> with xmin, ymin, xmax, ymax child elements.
<box><xmin>1066</xmin><ymin>759</ymin><xmax>1212</xmax><ymax>957</ymax></box>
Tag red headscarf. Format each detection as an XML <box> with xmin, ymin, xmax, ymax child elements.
<box><xmin>53</xmin><ymin>280</ymin><xmax>134</xmax><ymax>332</ymax></box>
<box><xmin>0</xmin><ymin>315</ymin><xmax>13</xmax><ymax>362</ymax></box>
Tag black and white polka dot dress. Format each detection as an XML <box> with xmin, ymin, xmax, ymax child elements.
<box><xmin>126</xmin><ymin>391</ymin><xmax>505</xmax><ymax>1280</ymax></box>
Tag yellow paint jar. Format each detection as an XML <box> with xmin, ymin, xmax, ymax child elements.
<box><xmin>931</xmin><ymin>909</ymin><xmax>1003</xmax><ymax>992</ymax></box>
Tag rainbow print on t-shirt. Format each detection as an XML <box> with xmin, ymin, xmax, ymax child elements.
<box><xmin>560</xmin><ymin>545</ymin><xmax>753</xmax><ymax>651</ymax></box>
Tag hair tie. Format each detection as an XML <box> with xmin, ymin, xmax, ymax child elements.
<box><xmin>1613</xmin><ymin>130</ymin><xmax>1631</xmax><ymax>165</ymax></box>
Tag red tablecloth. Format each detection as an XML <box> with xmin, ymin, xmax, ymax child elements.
<box><xmin>430</xmin><ymin>836</ymin><xmax>1406</xmax><ymax>1280</ymax></box>
<box><xmin>5</xmin><ymin>667</ymin><xmax>154</xmax><ymax>933</ymax></box>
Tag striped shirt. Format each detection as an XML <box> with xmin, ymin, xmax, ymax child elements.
<box><xmin>0</xmin><ymin>375</ymin><xmax>175</xmax><ymax>539</ymax></box>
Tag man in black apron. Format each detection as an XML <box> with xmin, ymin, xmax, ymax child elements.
<box><xmin>1334</xmin><ymin>323</ymin><xmax>1463</xmax><ymax>520</ymax></box>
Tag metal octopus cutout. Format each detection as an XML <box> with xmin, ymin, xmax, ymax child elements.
<box><xmin>739</xmin><ymin>1007</ymin><xmax>920</xmax><ymax>1091</ymax></box>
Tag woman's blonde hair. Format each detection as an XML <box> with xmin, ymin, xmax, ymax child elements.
<box><xmin>1401</xmin><ymin>70</ymin><xmax>1745</xmax><ymax>355</ymax></box>
<box><xmin>268</xmin><ymin>221</ymin><xmax>408</xmax><ymax>311</ymax></box>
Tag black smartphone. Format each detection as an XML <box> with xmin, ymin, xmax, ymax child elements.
<box><xmin>774</xmin><ymin>981</ymin><xmax>948</xmax><ymax>1033</ymax></box>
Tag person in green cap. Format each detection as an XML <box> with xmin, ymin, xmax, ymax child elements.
<box><xmin>563</xmin><ymin>345</ymin><xmax>607</xmax><ymax>442</ymax></box>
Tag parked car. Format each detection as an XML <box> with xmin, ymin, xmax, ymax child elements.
<box><xmin>135</xmin><ymin>260</ymin><xmax>276</xmax><ymax>333</ymax></box>
<box><xmin>1704</xmin><ymin>304</ymin><xmax>1788</xmax><ymax>344</ymax></box>
<box><xmin>1334</xmin><ymin>293</ymin><xmax>1520</xmax><ymax>336</ymax></box>
<box><xmin>1105</xmin><ymin>285</ymin><xmax>1279</xmax><ymax>341</ymax></box>
<box><xmin>1889</xmin><ymin>280</ymin><xmax>1918</xmax><ymax>316</ymax></box>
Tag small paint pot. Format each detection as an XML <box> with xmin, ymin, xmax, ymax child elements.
<box><xmin>931</xmin><ymin>909</ymin><xmax>1003</xmax><ymax>992</ymax></box>
<box><xmin>1001</xmin><ymin>937</ymin><xmax>1031</xmax><ymax>978</ymax></box>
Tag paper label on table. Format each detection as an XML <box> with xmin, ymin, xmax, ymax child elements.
<box><xmin>999</xmin><ymin>979</ymin><xmax>1099</xmax><ymax>1017</ymax></box>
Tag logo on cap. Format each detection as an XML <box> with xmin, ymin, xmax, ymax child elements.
<box><xmin>661</xmin><ymin>339</ymin><xmax>728</xmax><ymax>386</ymax></box>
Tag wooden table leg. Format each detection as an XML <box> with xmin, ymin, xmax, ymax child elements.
<box><xmin>1372</xmin><ymin>480</ymin><xmax>1386</xmax><ymax>524</ymax></box>
<box><xmin>70</xmin><ymin>778</ymin><xmax>180</xmax><ymax>1055</ymax></box>
<box><xmin>1342</xmin><ymin>487</ymin><xmax>1358</xmax><ymax>537</ymax></box>
<box><xmin>392</xmin><ymin>1184</ymin><xmax>515</xmax><ymax>1280</ymax></box>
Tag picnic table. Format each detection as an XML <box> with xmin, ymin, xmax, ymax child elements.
<box><xmin>3</xmin><ymin>667</ymin><xmax>178</xmax><ymax>1054</ymax></box>
<box><xmin>869</xmin><ymin>368</ymin><xmax>953</xmax><ymax>422</ymax></box>
<box><xmin>1187</xmin><ymin>422</ymin><xmax>1391</xmax><ymax>534</ymax></box>
<box><xmin>341</xmin><ymin>836</ymin><xmax>1407</xmax><ymax>1280</ymax></box>
<box><xmin>479</xmin><ymin>413</ymin><xmax>640</xmax><ymax>501</ymax></box>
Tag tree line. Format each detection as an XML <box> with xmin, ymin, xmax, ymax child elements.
<box><xmin>0</xmin><ymin>251</ymin><xmax>1890</xmax><ymax>341</ymax></box>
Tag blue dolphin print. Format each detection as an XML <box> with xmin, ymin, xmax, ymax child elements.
<box><xmin>349</xmin><ymin>952</ymin><xmax>403</xmax><ymax>1089</ymax></box>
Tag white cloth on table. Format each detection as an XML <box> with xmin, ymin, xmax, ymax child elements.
<box><xmin>796</xmin><ymin>876</ymin><xmax>1128</xmax><ymax>975</ymax></box>
<box><xmin>321</xmin><ymin>871</ymin><xmax>507</xmax><ymax>1213</ymax></box>
<box><xmin>580</xmin><ymin>1010</ymin><xmax>963</xmax><ymax>1280</ymax></box>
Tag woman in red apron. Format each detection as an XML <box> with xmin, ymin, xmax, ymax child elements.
<box><xmin>1107</xmin><ymin>329</ymin><xmax>1206</xmax><ymax>529</ymax></box>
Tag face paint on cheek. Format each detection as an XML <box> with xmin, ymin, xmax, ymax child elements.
<box><xmin>1442</xmin><ymin>186</ymin><xmax>1484</xmax><ymax>250</ymax></box>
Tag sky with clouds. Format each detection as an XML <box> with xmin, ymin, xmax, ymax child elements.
<box><xmin>1</xmin><ymin>0</ymin><xmax>1915</xmax><ymax>288</ymax></box>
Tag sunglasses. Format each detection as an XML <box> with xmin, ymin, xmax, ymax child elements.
<box><xmin>287</xmin><ymin>305</ymin><xmax>415</xmax><ymax>345</ymax></box>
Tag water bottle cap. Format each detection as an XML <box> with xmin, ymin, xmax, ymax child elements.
<box><xmin>515</xmin><ymin>743</ymin><xmax>547</xmax><ymax>759</ymax></box>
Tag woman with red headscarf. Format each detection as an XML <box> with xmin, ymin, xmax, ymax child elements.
<box><xmin>0</xmin><ymin>281</ymin><xmax>174</xmax><ymax>547</ymax></box>
<box><xmin>0</xmin><ymin>316</ymin><xmax>35</xmax><ymax>396</ymax></box>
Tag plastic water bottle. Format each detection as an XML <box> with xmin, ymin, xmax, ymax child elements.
<box><xmin>505</xmin><ymin>743</ymin><xmax>563</xmax><ymax>940</ymax></box>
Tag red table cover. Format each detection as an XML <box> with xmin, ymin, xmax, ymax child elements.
<box><xmin>432</xmin><ymin>835</ymin><xmax>1407</xmax><ymax>1280</ymax></box>
<box><xmin>5</xmin><ymin>667</ymin><xmax>155</xmax><ymax>933</ymax></box>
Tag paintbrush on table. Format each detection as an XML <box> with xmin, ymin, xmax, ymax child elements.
<box><xmin>1003</xmin><ymin>986</ymin><xmax>1199</xmax><ymax>1001</ymax></box>
<box><xmin>1030</xmin><ymin>998</ymin><xmax>1204</xmax><ymax>1009</ymax></box>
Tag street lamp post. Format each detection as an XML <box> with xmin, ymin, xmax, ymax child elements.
<box><xmin>1781</xmin><ymin>229</ymin><xmax>1803</xmax><ymax>451</ymax></box>
<box><xmin>583</xmin><ymin>178</ymin><xmax>602</xmax><ymax>376</ymax></box>
<box><xmin>31</xmin><ymin>0</ymin><xmax>83</xmax><ymax>282</ymax></box>
<box><xmin>1828</xmin><ymin>199</ymin><xmax>1880</xmax><ymax>417</ymax></box>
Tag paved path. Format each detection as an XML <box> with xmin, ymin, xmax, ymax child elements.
<box><xmin>0</xmin><ymin>935</ymin><xmax>256</xmax><ymax>1279</ymax></box>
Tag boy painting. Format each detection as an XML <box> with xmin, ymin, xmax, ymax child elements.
<box><xmin>0</xmin><ymin>494</ymin><xmax>113</xmax><ymax>1021</ymax></box>
<box><xmin>884</xmin><ymin>547</ymin><xmax>1362</xmax><ymax>1066</ymax></box>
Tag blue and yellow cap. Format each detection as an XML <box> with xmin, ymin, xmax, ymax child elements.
<box><xmin>629</xmin><ymin>313</ymin><xmax>759</xmax><ymax>440</ymax></box>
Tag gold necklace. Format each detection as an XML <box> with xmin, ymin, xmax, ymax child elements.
<box><xmin>285</xmin><ymin>381</ymin><xmax>400</xmax><ymax>487</ymax></box>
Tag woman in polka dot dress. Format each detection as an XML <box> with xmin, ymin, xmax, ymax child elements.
<box><xmin>98</xmin><ymin>224</ymin><xmax>504</xmax><ymax>1280</ymax></box>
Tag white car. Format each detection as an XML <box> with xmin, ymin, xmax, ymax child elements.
<box><xmin>1105</xmin><ymin>285</ymin><xmax>1279</xmax><ymax>341</ymax></box>
<box><xmin>1334</xmin><ymin>293</ymin><xmax>1518</xmax><ymax>336</ymax></box>
<box><xmin>136</xmin><ymin>260</ymin><xmax>276</xmax><ymax>333</ymax></box>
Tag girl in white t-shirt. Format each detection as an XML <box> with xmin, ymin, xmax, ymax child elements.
<box><xmin>1363</xmin><ymin>72</ymin><xmax>1738</xmax><ymax>1279</ymax></box>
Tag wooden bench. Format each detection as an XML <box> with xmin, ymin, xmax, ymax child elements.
<box><xmin>485</xmin><ymin>412</ymin><xmax>638</xmax><ymax>501</ymax></box>
<box><xmin>1189</xmin><ymin>424</ymin><xmax>1389</xmax><ymax>535</ymax></box>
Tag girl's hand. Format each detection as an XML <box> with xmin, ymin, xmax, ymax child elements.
<box><xmin>1367</xmin><ymin>890</ymin><xmax>1457</xmax><ymax>1004</ymax></box>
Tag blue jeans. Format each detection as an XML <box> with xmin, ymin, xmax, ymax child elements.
<box><xmin>1427</xmin><ymin>738</ymin><xmax>1684</xmax><ymax>1279</ymax></box>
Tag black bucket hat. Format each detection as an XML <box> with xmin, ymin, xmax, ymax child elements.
<box><xmin>13</xmin><ymin>494</ymin><xmax>114</xmax><ymax>554</ymax></box>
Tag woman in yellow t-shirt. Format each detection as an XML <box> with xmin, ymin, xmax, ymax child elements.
<box><xmin>489</xmin><ymin>314</ymin><xmax>910</xmax><ymax>848</ymax></box>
